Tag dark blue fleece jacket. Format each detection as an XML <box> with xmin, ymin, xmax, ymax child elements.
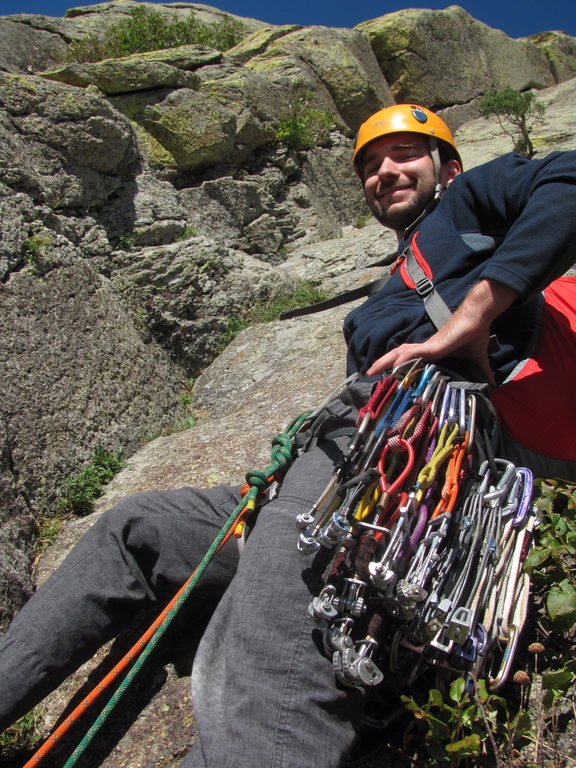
<box><xmin>344</xmin><ymin>151</ymin><xmax>576</xmax><ymax>381</ymax></box>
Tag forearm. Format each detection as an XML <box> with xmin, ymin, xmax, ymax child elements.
<box><xmin>438</xmin><ymin>278</ymin><xmax>519</xmax><ymax>350</ymax></box>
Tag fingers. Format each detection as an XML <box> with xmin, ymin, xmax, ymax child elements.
<box><xmin>367</xmin><ymin>344</ymin><xmax>420</xmax><ymax>376</ymax></box>
<box><xmin>475</xmin><ymin>349</ymin><xmax>497</xmax><ymax>387</ymax></box>
<box><xmin>366</xmin><ymin>339</ymin><xmax>496</xmax><ymax>387</ymax></box>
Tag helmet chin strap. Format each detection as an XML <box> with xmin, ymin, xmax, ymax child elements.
<box><xmin>429</xmin><ymin>136</ymin><xmax>444</xmax><ymax>201</ymax></box>
<box><xmin>402</xmin><ymin>136</ymin><xmax>444</xmax><ymax>238</ymax></box>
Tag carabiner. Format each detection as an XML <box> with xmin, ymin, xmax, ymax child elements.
<box><xmin>438</xmin><ymin>383</ymin><xmax>453</xmax><ymax>427</ymax></box>
<box><xmin>488</xmin><ymin>624</ymin><xmax>519</xmax><ymax>691</ymax></box>
<box><xmin>374</xmin><ymin>383</ymin><xmax>410</xmax><ymax>438</ymax></box>
<box><xmin>357</xmin><ymin>375</ymin><xmax>396</xmax><ymax>427</ymax></box>
<box><xmin>411</xmin><ymin>364</ymin><xmax>436</xmax><ymax>402</ymax></box>
<box><xmin>421</xmin><ymin>369</ymin><xmax>443</xmax><ymax>406</ymax></box>
<box><xmin>512</xmin><ymin>467</ymin><xmax>533</xmax><ymax>528</ymax></box>
<box><xmin>377</xmin><ymin>439</ymin><xmax>415</xmax><ymax>500</ymax></box>
<box><xmin>458</xmin><ymin>388</ymin><xmax>467</xmax><ymax>437</ymax></box>
<box><xmin>484</xmin><ymin>459</ymin><xmax>516</xmax><ymax>504</ymax></box>
<box><xmin>393</xmin><ymin>357</ymin><xmax>424</xmax><ymax>385</ymax></box>
<box><xmin>354</xmin><ymin>481</ymin><xmax>380</xmax><ymax>521</ymax></box>
<box><xmin>466</xmin><ymin>393</ymin><xmax>477</xmax><ymax>448</ymax></box>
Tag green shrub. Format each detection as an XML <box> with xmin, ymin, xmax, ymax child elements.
<box><xmin>178</xmin><ymin>225</ymin><xmax>198</xmax><ymax>241</ymax></box>
<box><xmin>275</xmin><ymin>94</ymin><xmax>334</xmax><ymax>150</ymax></box>
<box><xmin>161</xmin><ymin>415</ymin><xmax>198</xmax><ymax>435</ymax></box>
<box><xmin>23</xmin><ymin>233</ymin><xmax>52</xmax><ymax>265</ymax></box>
<box><xmin>117</xmin><ymin>234</ymin><xmax>136</xmax><ymax>251</ymax></box>
<box><xmin>34</xmin><ymin>514</ymin><xmax>68</xmax><ymax>558</ymax></box>
<box><xmin>64</xmin><ymin>6</ymin><xmax>244</xmax><ymax>63</ymax></box>
<box><xmin>250</xmin><ymin>281</ymin><xmax>329</xmax><ymax>323</ymax></box>
<box><xmin>355</xmin><ymin>213</ymin><xmax>373</xmax><ymax>229</ymax></box>
<box><xmin>402</xmin><ymin>677</ymin><xmax>532</xmax><ymax>767</ymax></box>
<box><xmin>528</xmin><ymin>479</ymin><xmax>576</xmax><ymax>636</ymax></box>
<box><xmin>216</xmin><ymin>316</ymin><xmax>252</xmax><ymax>352</ymax></box>
<box><xmin>58</xmin><ymin>448</ymin><xmax>126</xmax><ymax>516</ymax></box>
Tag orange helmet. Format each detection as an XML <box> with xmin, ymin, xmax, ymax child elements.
<box><xmin>353</xmin><ymin>104</ymin><xmax>461</xmax><ymax>173</ymax></box>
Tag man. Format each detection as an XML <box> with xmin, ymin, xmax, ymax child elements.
<box><xmin>1</xmin><ymin>104</ymin><xmax>575</xmax><ymax>767</ymax></box>
<box><xmin>344</xmin><ymin>104</ymin><xmax>576</xmax><ymax>478</ymax></box>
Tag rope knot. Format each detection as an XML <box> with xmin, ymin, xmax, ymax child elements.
<box><xmin>244</xmin><ymin>469</ymin><xmax>270</xmax><ymax>492</ymax></box>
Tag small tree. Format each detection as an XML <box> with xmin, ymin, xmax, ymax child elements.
<box><xmin>480</xmin><ymin>87</ymin><xmax>545</xmax><ymax>158</ymax></box>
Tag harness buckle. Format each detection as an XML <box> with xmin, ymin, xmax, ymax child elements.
<box><xmin>414</xmin><ymin>274</ymin><xmax>434</xmax><ymax>298</ymax></box>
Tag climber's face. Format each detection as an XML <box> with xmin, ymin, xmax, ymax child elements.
<box><xmin>360</xmin><ymin>132</ymin><xmax>462</xmax><ymax>235</ymax></box>
<box><xmin>360</xmin><ymin>133</ymin><xmax>437</xmax><ymax>234</ymax></box>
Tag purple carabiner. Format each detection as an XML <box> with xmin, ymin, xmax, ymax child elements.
<box><xmin>512</xmin><ymin>467</ymin><xmax>533</xmax><ymax>528</ymax></box>
<box><xmin>409</xmin><ymin>503</ymin><xmax>429</xmax><ymax>551</ymax></box>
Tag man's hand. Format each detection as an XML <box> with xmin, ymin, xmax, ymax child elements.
<box><xmin>366</xmin><ymin>279</ymin><xmax>519</xmax><ymax>386</ymax></box>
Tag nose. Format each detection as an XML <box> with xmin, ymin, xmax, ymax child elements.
<box><xmin>376</xmin><ymin>154</ymin><xmax>401</xmax><ymax>179</ymax></box>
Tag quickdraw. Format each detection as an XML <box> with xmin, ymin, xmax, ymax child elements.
<box><xmin>299</xmin><ymin>361</ymin><xmax>538</xmax><ymax>691</ymax></box>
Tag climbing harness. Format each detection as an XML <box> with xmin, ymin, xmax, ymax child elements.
<box><xmin>280</xmin><ymin>234</ymin><xmax>450</xmax><ymax>323</ymax></box>
<box><xmin>298</xmin><ymin>361</ymin><xmax>538</xmax><ymax>692</ymax></box>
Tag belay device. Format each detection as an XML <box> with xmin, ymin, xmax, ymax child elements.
<box><xmin>296</xmin><ymin>361</ymin><xmax>538</xmax><ymax>691</ymax></box>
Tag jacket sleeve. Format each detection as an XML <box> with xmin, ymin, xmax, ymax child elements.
<box><xmin>447</xmin><ymin>151</ymin><xmax>576</xmax><ymax>299</ymax></box>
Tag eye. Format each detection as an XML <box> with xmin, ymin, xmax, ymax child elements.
<box><xmin>363</xmin><ymin>161</ymin><xmax>380</xmax><ymax>176</ymax></box>
<box><xmin>395</xmin><ymin>147</ymin><xmax>422</xmax><ymax>161</ymax></box>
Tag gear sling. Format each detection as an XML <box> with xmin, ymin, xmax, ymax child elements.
<box><xmin>281</xmin><ymin>230</ymin><xmax>576</xmax><ymax>689</ymax></box>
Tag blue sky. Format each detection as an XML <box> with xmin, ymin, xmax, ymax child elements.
<box><xmin>1</xmin><ymin>0</ymin><xmax>574</xmax><ymax>39</ymax></box>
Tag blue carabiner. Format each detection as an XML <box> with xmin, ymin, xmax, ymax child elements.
<box><xmin>411</xmin><ymin>364</ymin><xmax>436</xmax><ymax>402</ymax></box>
<box><xmin>373</xmin><ymin>383</ymin><xmax>410</xmax><ymax>437</ymax></box>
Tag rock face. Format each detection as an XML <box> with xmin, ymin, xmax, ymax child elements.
<box><xmin>356</xmin><ymin>5</ymin><xmax>555</xmax><ymax>109</ymax></box>
<box><xmin>529</xmin><ymin>30</ymin><xmax>576</xmax><ymax>83</ymax></box>
<box><xmin>0</xmin><ymin>0</ymin><xmax>575</xmax><ymax>764</ymax></box>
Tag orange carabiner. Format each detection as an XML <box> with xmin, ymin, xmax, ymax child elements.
<box><xmin>431</xmin><ymin>433</ymin><xmax>469</xmax><ymax>519</ymax></box>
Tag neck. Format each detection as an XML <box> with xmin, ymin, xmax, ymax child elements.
<box><xmin>393</xmin><ymin>192</ymin><xmax>440</xmax><ymax>240</ymax></box>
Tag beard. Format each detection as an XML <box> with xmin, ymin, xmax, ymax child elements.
<box><xmin>366</xmin><ymin>178</ymin><xmax>436</xmax><ymax>232</ymax></box>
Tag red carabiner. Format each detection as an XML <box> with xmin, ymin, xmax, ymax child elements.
<box><xmin>357</xmin><ymin>375</ymin><xmax>397</xmax><ymax>426</ymax></box>
<box><xmin>376</xmin><ymin>438</ymin><xmax>415</xmax><ymax>520</ymax></box>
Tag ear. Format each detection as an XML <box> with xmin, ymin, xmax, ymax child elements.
<box><xmin>441</xmin><ymin>158</ymin><xmax>462</xmax><ymax>187</ymax></box>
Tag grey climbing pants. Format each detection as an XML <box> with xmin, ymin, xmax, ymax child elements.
<box><xmin>0</xmin><ymin>429</ymin><xmax>365</xmax><ymax>767</ymax></box>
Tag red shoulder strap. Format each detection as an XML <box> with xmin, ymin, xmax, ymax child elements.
<box><xmin>400</xmin><ymin>232</ymin><xmax>433</xmax><ymax>289</ymax></box>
